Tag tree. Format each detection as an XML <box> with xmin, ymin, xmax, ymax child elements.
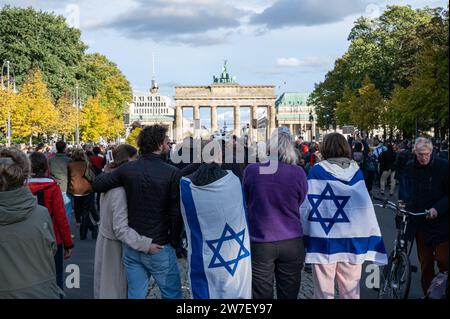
<box><xmin>125</xmin><ymin>121</ymin><xmax>142</xmax><ymax>148</ymax></box>
<box><xmin>310</xmin><ymin>5</ymin><xmax>448</xmax><ymax>137</ymax></box>
<box><xmin>308</xmin><ymin>56</ymin><xmax>352</xmax><ymax>129</ymax></box>
<box><xmin>347</xmin><ymin>6</ymin><xmax>436</xmax><ymax>95</ymax></box>
<box><xmin>385</xmin><ymin>85</ymin><xmax>417</xmax><ymax>137</ymax></box>
<box><xmin>105</xmin><ymin>113</ymin><xmax>125</xmax><ymax>141</ymax></box>
<box><xmin>406</xmin><ymin>8</ymin><xmax>449</xmax><ymax>138</ymax></box>
<box><xmin>334</xmin><ymin>76</ymin><xmax>384</xmax><ymax>133</ymax></box>
<box><xmin>334</xmin><ymin>86</ymin><xmax>354</xmax><ymax>127</ymax></box>
<box><xmin>55</xmin><ymin>91</ymin><xmax>78</xmax><ymax>141</ymax></box>
<box><xmin>77</xmin><ymin>53</ymin><xmax>132</xmax><ymax>118</ymax></box>
<box><xmin>0</xmin><ymin>6</ymin><xmax>86</xmax><ymax>101</ymax></box>
<box><xmin>347</xmin><ymin>76</ymin><xmax>384</xmax><ymax>133</ymax></box>
<box><xmin>80</xmin><ymin>97</ymin><xmax>108</xmax><ymax>142</ymax></box>
<box><xmin>0</xmin><ymin>89</ymin><xmax>16</xmax><ymax>134</ymax></box>
<box><xmin>383</xmin><ymin>7</ymin><xmax>449</xmax><ymax>138</ymax></box>
<box><xmin>13</xmin><ymin>67</ymin><xmax>58</xmax><ymax>144</ymax></box>
<box><xmin>125</xmin><ymin>127</ymin><xmax>141</xmax><ymax>149</ymax></box>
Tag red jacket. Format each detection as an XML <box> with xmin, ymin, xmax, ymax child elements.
<box><xmin>28</xmin><ymin>178</ymin><xmax>74</xmax><ymax>249</ymax></box>
<box><xmin>90</xmin><ymin>155</ymin><xmax>104</xmax><ymax>172</ymax></box>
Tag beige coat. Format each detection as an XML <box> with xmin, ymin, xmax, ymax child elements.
<box><xmin>94</xmin><ymin>187</ymin><xmax>152</xmax><ymax>299</ymax></box>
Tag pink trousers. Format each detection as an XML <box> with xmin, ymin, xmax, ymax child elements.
<box><xmin>312</xmin><ymin>262</ymin><xmax>362</xmax><ymax>299</ymax></box>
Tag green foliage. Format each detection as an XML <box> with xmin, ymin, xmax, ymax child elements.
<box><xmin>310</xmin><ymin>5</ymin><xmax>449</xmax><ymax>136</ymax></box>
<box><xmin>0</xmin><ymin>6</ymin><xmax>133</xmax><ymax>143</ymax></box>
<box><xmin>0</xmin><ymin>6</ymin><xmax>86</xmax><ymax>101</ymax></box>
<box><xmin>77</xmin><ymin>53</ymin><xmax>132</xmax><ymax>118</ymax></box>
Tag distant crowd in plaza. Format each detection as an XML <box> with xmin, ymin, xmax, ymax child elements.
<box><xmin>0</xmin><ymin>125</ymin><xmax>448</xmax><ymax>299</ymax></box>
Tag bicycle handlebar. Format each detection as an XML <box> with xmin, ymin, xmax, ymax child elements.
<box><xmin>372</xmin><ymin>196</ymin><xmax>429</xmax><ymax>216</ymax></box>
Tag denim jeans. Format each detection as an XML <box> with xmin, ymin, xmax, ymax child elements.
<box><xmin>63</xmin><ymin>192</ymin><xmax>72</xmax><ymax>223</ymax></box>
<box><xmin>55</xmin><ymin>244</ymin><xmax>64</xmax><ymax>291</ymax></box>
<box><xmin>123</xmin><ymin>244</ymin><xmax>182</xmax><ymax>299</ymax></box>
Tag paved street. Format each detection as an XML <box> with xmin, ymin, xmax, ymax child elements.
<box><xmin>63</xmin><ymin>186</ymin><xmax>424</xmax><ymax>300</ymax></box>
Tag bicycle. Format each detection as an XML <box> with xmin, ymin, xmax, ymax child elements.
<box><xmin>373</xmin><ymin>196</ymin><xmax>430</xmax><ymax>299</ymax></box>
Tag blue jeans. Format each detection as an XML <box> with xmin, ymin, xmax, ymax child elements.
<box><xmin>63</xmin><ymin>192</ymin><xmax>73</xmax><ymax>223</ymax></box>
<box><xmin>55</xmin><ymin>244</ymin><xmax>64</xmax><ymax>291</ymax></box>
<box><xmin>123</xmin><ymin>245</ymin><xmax>182</xmax><ymax>299</ymax></box>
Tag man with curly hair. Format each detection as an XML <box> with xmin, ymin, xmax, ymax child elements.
<box><xmin>93</xmin><ymin>125</ymin><xmax>183</xmax><ymax>299</ymax></box>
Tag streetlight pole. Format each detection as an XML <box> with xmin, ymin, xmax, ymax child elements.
<box><xmin>1</xmin><ymin>60</ymin><xmax>17</xmax><ymax>147</ymax></box>
<box><xmin>309</xmin><ymin>110</ymin><xmax>314</xmax><ymax>142</ymax></box>
<box><xmin>74</xmin><ymin>85</ymin><xmax>80</xmax><ymax>146</ymax></box>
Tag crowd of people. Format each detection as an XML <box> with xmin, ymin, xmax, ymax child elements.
<box><xmin>0</xmin><ymin>126</ymin><xmax>447</xmax><ymax>299</ymax></box>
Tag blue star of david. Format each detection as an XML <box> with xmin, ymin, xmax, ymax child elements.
<box><xmin>308</xmin><ymin>183</ymin><xmax>351</xmax><ymax>235</ymax></box>
<box><xmin>206</xmin><ymin>223</ymin><xmax>250</xmax><ymax>276</ymax></box>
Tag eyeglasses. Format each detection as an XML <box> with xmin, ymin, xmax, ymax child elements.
<box><xmin>417</xmin><ymin>152</ymin><xmax>431</xmax><ymax>158</ymax></box>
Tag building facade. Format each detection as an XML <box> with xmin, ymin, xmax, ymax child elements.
<box><xmin>124</xmin><ymin>79</ymin><xmax>175</xmax><ymax>139</ymax></box>
<box><xmin>174</xmin><ymin>61</ymin><xmax>276</xmax><ymax>143</ymax></box>
<box><xmin>275</xmin><ymin>92</ymin><xmax>318</xmax><ymax>141</ymax></box>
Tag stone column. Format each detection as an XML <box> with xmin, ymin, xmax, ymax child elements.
<box><xmin>289</xmin><ymin>124</ymin><xmax>294</xmax><ymax>135</ymax></box>
<box><xmin>211</xmin><ymin>106</ymin><xmax>217</xmax><ymax>135</ymax></box>
<box><xmin>234</xmin><ymin>105</ymin><xmax>241</xmax><ymax>137</ymax></box>
<box><xmin>269</xmin><ymin>104</ymin><xmax>276</xmax><ymax>135</ymax></box>
<box><xmin>175</xmin><ymin>106</ymin><xmax>183</xmax><ymax>142</ymax></box>
<box><xmin>193</xmin><ymin>104</ymin><xmax>200</xmax><ymax>138</ymax></box>
<box><xmin>250</xmin><ymin>105</ymin><xmax>258</xmax><ymax>143</ymax></box>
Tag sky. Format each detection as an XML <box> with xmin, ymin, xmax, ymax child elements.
<box><xmin>1</xmin><ymin>0</ymin><xmax>447</xmax><ymax>127</ymax></box>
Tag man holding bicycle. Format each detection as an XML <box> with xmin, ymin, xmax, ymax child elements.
<box><xmin>406</xmin><ymin>137</ymin><xmax>449</xmax><ymax>296</ymax></box>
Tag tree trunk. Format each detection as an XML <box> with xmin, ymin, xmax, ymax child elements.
<box><xmin>29</xmin><ymin>135</ymin><xmax>32</xmax><ymax>147</ymax></box>
<box><xmin>441</xmin><ymin>127</ymin><xmax>448</xmax><ymax>140</ymax></box>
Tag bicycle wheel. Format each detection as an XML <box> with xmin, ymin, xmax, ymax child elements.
<box><xmin>378</xmin><ymin>251</ymin><xmax>411</xmax><ymax>299</ymax></box>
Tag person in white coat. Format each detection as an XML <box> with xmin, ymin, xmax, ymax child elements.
<box><xmin>94</xmin><ymin>144</ymin><xmax>162</xmax><ymax>299</ymax></box>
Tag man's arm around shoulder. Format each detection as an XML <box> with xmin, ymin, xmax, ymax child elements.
<box><xmin>92</xmin><ymin>165</ymin><xmax>123</xmax><ymax>193</ymax></box>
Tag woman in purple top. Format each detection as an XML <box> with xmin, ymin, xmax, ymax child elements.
<box><xmin>243</xmin><ymin>127</ymin><xmax>308</xmax><ymax>299</ymax></box>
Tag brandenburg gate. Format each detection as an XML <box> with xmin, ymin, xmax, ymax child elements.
<box><xmin>174</xmin><ymin>61</ymin><xmax>277</xmax><ymax>142</ymax></box>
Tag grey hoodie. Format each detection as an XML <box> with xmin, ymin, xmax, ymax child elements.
<box><xmin>0</xmin><ymin>187</ymin><xmax>61</xmax><ymax>299</ymax></box>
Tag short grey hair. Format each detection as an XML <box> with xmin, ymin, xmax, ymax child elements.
<box><xmin>269</xmin><ymin>127</ymin><xmax>297</xmax><ymax>165</ymax></box>
<box><xmin>414</xmin><ymin>137</ymin><xmax>433</xmax><ymax>152</ymax></box>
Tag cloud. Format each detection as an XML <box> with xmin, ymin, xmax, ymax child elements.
<box><xmin>96</xmin><ymin>0</ymin><xmax>246</xmax><ymax>45</ymax></box>
<box><xmin>0</xmin><ymin>0</ymin><xmax>71</xmax><ymax>8</ymax></box>
<box><xmin>165</xmin><ymin>34</ymin><xmax>229</xmax><ymax>46</ymax></box>
<box><xmin>276</xmin><ymin>57</ymin><xmax>300</xmax><ymax>67</ymax></box>
<box><xmin>276</xmin><ymin>57</ymin><xmax>330</xmax><ymax>69</ymax></box>
<box><xmin>251</xmin><ymin>0</ymin><xmax>369</xmax><ymax>29</ymax></box>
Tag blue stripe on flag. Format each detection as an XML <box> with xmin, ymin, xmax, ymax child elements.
<box><xmin>180</xmin><ymin>179</ymin><xmax>210</xmax><ymax>299</ymax></box>
<box><xmin>304</xmin><ymin>236</ymin><xmax>387</xmax><ymax>255</ymax></box>
<box><xmin>308</xmin><ymin>164</ymin><xmax>364</xmax><ymax>186</ymax></box>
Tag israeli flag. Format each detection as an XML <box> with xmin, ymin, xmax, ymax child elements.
<box><xmin>180</xmin><ymin>172</ymin><xmax>252</xmax><ymax>299</ymax></box>
<box><xmin>300</xmin><ymin>161</ymin><xmax>387</xmax><ymax>265</ymax></box>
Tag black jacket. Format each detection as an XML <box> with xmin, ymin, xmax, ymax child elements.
<box><xmin>406</xmin><ymin>155</ymin><xmax>449</xmax><ymax>245</ymax></box>
<box><xmin>379</xmin><ymin>150</ymin><xmax>396</xmax><ymax>172</ymax></box>
<box><xmin>394</xmin><ymin>149</ymin><xmax>413</xmax><ymax>176</ymax></box>
<box><xmin>92</xmin><ymin>153</ymin><xmax>183</xmax><ymax>247</ymax></box>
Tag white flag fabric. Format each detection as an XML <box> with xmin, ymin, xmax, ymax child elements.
<box><xmin>180</xmin><ymin>171</ymin><xmax>252</xmax><ymax>299</ymax></box>
<box><xmin>300</xmin><ymin>160</ymin><xmax>388</xmax><ymax>265</ymax></box>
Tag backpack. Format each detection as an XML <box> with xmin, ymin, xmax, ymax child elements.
<box><xmin>426</xmin><ymin>272</ymin><xmax>448</xmax><ymax>299</ymax></box>
<box><xmin>366</xmin><ymin>155</ymin><xmax>377</xmax><ymax>172</ymax></box>
<box><xmin>353</xmin><ymin>151</ymin><xmax>364</xmax><ymax>167</ymax></box>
